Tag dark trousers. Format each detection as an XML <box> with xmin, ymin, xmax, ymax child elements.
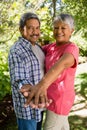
<box><xmin>37</xmin><ymin>111</ymin><xmax>44</xmax><ymax>130</ymax></box>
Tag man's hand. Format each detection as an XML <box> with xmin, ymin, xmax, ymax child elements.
<box><xmin>20</xmin><ymin>84</ymin><xmax>32</xmax><ymax>98</ymax></box>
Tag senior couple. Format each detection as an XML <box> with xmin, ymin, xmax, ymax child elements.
<box><xmin>8</xmin><ymin>12</ymin><xmax>79</xmax><ymax>130</ymax></box>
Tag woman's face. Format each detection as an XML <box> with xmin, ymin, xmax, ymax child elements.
<box><xmin>53</xmin><ymin>21</ymin><xmax>74</xmax><ymax>45</ymax></box>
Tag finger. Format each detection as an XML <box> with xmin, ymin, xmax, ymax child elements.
<box><xmin>20</xmin><ymin>88</ymin><xmax>29</xmax><ymax>93</ymax></box>
<box><xmin>38</xmin><ymin>103</ymin><xmax>46</xmax><ymax>108</ymax></box>
<box><xmin>23</xmin><ymin>91</ymin><xmax>29</xmax><ymax>97</ymax></box>
<box><xmin>46</xmin><ymin>99</ymin><xmax>53</xmax><ymax>107</ymax></box>
<box><xmin>29</xmin><ymin>101</ymin><xmax>38</xmax><ymax>109</ymax></box>
<box><xmin>40</xmin><ymin>95</ymin><xmax>46</xmax><ymax>104</ymax></box>
<box><xmin>37</xmin><ymin>95</ymin><xmax>46</xmax><ymax>108</ymax></box>
<box><xmin>24</xmin><ymin>93</ymin><xmax>35</xmax><ymax>107</ymax></box>
<box><xmin>49</xmin><ymin>99</ymin><xmax>53</xmax><ymax>104</ymax></box>
<box><xmin>20</xmin><ymin>85</ymin><xmax>31</xmax><ymax>93</ymax></box>
<box><xmin>38</xmin><ymin>99</ymin><xmax>53</xmax><ymax>108</ymax></box>
<box><xmin>34</xmin><ymin>94</ymin><xmax>40</xmax><ymax>106</ymax></box>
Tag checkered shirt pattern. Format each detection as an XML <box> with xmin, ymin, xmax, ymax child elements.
<box><xmin>8</xmin><ymin>37</ymin><xmax>43</xmax><ymax>122</ymax></box>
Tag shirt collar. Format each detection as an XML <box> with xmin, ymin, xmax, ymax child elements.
<box><xmin>19</xmin><ymin>37</ymin><xmax>33</xmax><ymax>49</ymax></box>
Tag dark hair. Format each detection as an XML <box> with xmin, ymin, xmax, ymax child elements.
<box><xmin>19</xmin><ymin>12</ymin><xmax>40</xmax><ymax>28</ymax></box>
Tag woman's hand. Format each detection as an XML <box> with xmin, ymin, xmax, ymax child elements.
<box><xmin>20</xmin><ymin>84</ymin><xmax>52</xmax><ymax>108</ymax></box>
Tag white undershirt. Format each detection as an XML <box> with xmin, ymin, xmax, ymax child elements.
<box><xmin>32</xmin><ymin>44</ymin><xmax>45</xmax><ymax>79</ymax></box>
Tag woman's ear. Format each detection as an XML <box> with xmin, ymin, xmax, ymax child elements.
<box><xmin>71</xmin><ymin>28</ymin><xmax>74</xmax><ymax>34</ymax></box>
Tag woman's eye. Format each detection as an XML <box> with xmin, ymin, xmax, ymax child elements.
<box><xmin>62</xmin><ymin>27</ymin><xmax>66</xmax><ymax>29</ymax></box>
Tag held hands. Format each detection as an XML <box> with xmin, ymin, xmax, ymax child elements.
<box><xmin>20</xmin><ymin>84</ymin><xmax>32</xmax><ymax>97</ymax></box>
<box><xmin>20</xmin><ymin>84</ymin><xmax>52</xmax><ymax>108</ymax></box>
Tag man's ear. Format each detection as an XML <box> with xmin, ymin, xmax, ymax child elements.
<box><xmin>19</xmin><ymin>27</ymin><xmax>24</xmax><ymax>35</ymax></box>
<box><xmin>19</xmin><ymin>27</ymin><xmax>21</xmax><ymax>32</ymax></box>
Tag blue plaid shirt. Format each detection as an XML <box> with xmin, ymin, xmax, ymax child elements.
<box><xmin>8</xmin><ymin>37</ymin><xmax>44</xmax><ymax>122</ymax></box>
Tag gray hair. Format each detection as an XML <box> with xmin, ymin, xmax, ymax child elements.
<box><xmin>19</xmin><ymin>12</ymin><xmax>40</xmax><ymax>29</ymax></box>
<box><xmin>53</xmin><ymin>13</ymin><xmax>74</xmax><ymax>29</ymax></box>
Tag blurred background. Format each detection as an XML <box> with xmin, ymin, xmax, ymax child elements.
<box><xmin>0</xmin><ymin>0</ymin><xmax>87</xmax><ymax>129</ymax></box>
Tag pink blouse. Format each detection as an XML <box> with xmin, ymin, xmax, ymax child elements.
<box><xmin>43</xmin><ymin>42</ymin><xmax>79</xmax><ymax>115</ymax></box>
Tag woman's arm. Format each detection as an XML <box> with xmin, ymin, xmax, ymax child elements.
<box><xmin>20</xmin><ymin>53</ymin><xmax>75</xmax><ymax>108</ymax></box>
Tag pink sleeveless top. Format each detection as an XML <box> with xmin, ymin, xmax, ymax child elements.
<box><xmin>43</xmin><ymin>42</ymin><xmax>79</xmax><ymax>115</ymax></box>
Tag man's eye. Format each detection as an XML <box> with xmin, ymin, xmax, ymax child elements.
<box><xmin>27</xmin><ymin>27</ymin><xmax>32</xmax><ymax>29</ymax></box>
<box><xmin>54</xmin><ymin>27</ymin><xmax>59</xmax><ymax>29</ymax></box>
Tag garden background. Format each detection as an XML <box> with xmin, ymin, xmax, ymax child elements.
<box><xmin>0</xmin><ymin>0</ymin><xmax>87</xmax><ymax>130</ymax></box>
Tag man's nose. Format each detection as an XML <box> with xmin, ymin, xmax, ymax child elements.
<box><xmin>32</xmin><ymin>28</ymin><xmax>37</xmax><ymax>33</ymax></box>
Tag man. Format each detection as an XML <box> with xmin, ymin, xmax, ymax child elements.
<box><xmin>8</xmin><ymin>12</ymin><xmax>45</xmax><ymax>130</ymax></box>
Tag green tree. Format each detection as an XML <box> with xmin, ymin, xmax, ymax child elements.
<box><xmin>62</xmin><ymin>0</ymin><xmax>87</xmax><ymax>39</ymax></box>
<box><xmin>0</xmin><ymin>0</ymin><xmax>87</xmax><ymax>99</ymax></box>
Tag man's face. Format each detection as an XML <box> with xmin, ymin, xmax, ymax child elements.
<box><xmin>20</xmin><ymin>19</ymin><xmax>40</xmax><ymax>45</ymax></box>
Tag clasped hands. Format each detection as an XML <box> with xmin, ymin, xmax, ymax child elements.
<box><xmin>20</xmin><ymin>84</ymin><xmax>52</xmax><ymax>108</ymax></box>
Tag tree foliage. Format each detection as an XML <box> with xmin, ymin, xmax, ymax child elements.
<box><xmin>62</xmin><ymin>0</ymin><xmax>87</xmax><ymax>38</ymax></box>
<box><xmin>0</xmin><ymin>0</ymin><xmax>87</xmax><ymax>99</ymax></box>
